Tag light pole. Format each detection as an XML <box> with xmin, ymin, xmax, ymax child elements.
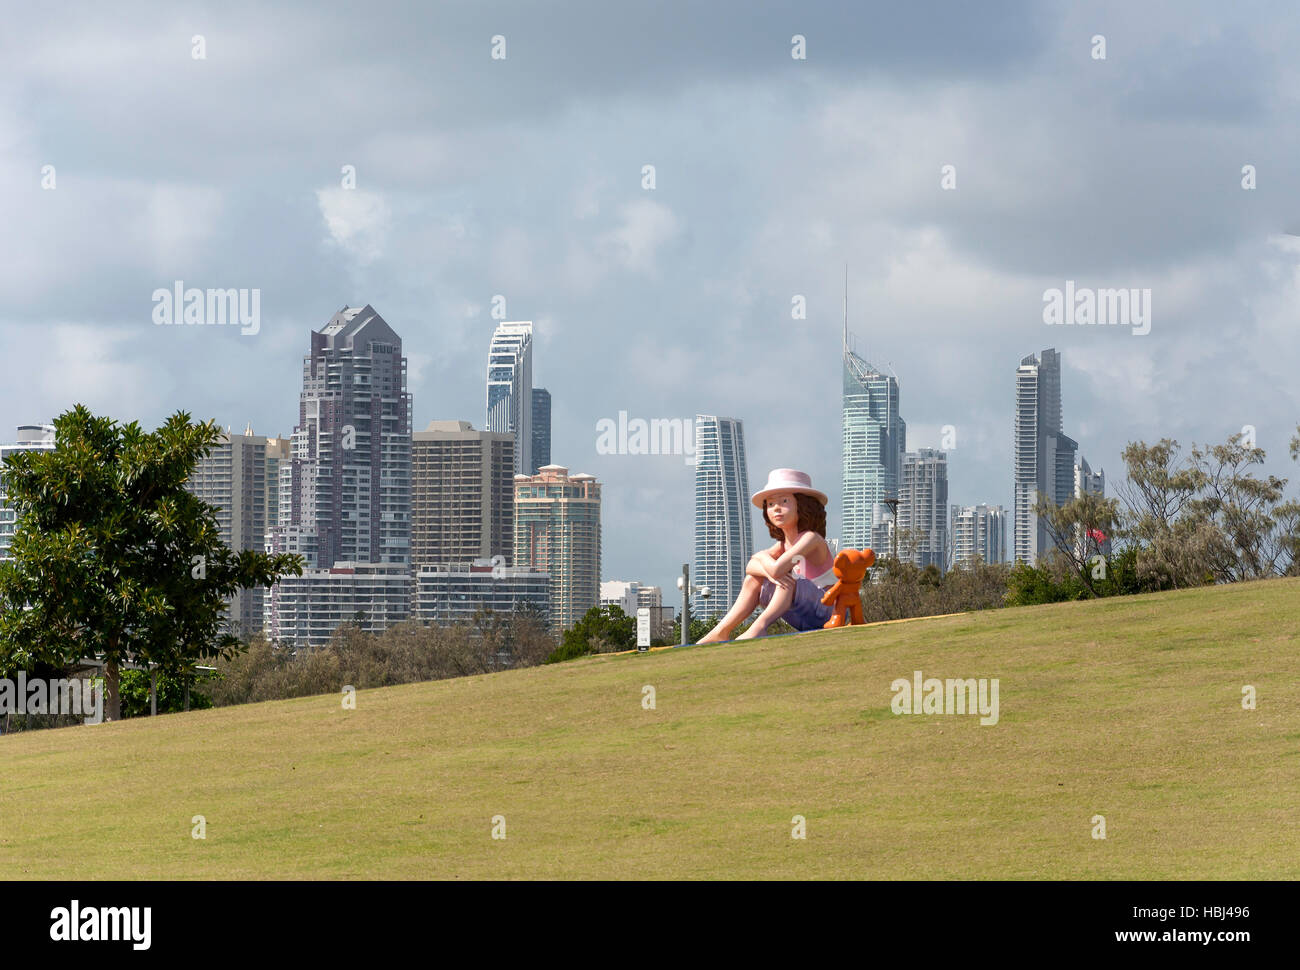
<box><xmin>676</xmin><ymin>563</ymin><xmax>711</xmax><ymax>646</ymax></box>
<box><xmin>883</xmin><ymin>495</ymin><xmax>900</xmax><ymax>562</ymax></box>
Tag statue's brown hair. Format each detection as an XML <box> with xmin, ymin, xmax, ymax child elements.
<box><xmin>763</xmin><ymin>492</ymin><xmax>827</xmax><ymax>541</ymax></box>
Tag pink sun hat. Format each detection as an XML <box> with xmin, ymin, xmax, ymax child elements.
<box><xmin>751</xmin><ymin>468</ymin><xmax>828</xmax><ymax>509</ymax></box>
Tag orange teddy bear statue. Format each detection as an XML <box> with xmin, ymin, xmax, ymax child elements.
<box><xmin>821</xmin><ymin>548</ymin><xmax>876</xmax><ymax>628</ymax></box>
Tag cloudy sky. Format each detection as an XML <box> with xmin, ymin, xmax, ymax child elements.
<box><xmin>3</xmin><ymin>0</ymin><xmax>1299</xmax><ymax>598</ymax></box>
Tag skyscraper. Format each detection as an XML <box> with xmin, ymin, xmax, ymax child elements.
<box><xmin>1075</xmin><ymin>456</ymin><xmax>1104</xmax><ymax>498</ymax></box>
<box><xmin>950</xmin><ymin>504</ymin><xmax>1008</xmax><ymax>568</ymax></box>
<box><xmin>411</xmin><ymin>420</ymin><xmax>515</xmax><ymax>568</ymax></box>
<box><xmin>693</xmin><ymin>415</ymin><xmax>753</xmax><ymax>611</ymax></box>
<box><xmin>513</xmin><ymin>464</ymin><xmax>601</xmax><ymax>632</ymax></box>
<box><xmin>898</xmin><ymin>449</ymin><xmax>949</xmax><ymax>570</ymax></box>
<box><xmin>486</xmin><ymin>321</ymin><xmax>534</xmax><ymax>477</ymax></box>
<box><xmin>0</xmin><ymin>424</ymin><xmax>55</xmax><ymax>562</ymax></box>
<box><xmin>186</xmin><ymin>425</ymin><xmax>289</xmax><ymax>638</ymax></box>
<box><xmin>1074</xmin><ymin>456</ymin><xmax>1109</xmax><ymax>559</ymax></box>
<box><xmin>267</xmin><ymin>305</ymin><xmax>413</xmax><ymax>644</ymax></box>
<box><xmin>531</xmin><ymin>387</ymin><xmax>551</xmax><ymax>475</ymax></box>
<box><xmin>274</xmin><ymin>304</ymin><xmax>412</xmax><ymax>568</ymax></box>
<box><xmin>1014</xmin><ymin>348</ymin><xmax>1076</xmax><ymax>565</ymax></box>
<box><xmin>841</xmin><ymin>285</ymin><xmax>905</xmax><ymax>552</ymax></box>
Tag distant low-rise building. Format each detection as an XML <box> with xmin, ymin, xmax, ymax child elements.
<box><xmin>601</xmin><ymin>580</ymin><xmax>673</xmax><ymax>639</ymax></box>
<box><xmin>414</xmin><ymin>560</ymin><xmax>550</xmax><ymax>627</ymax></box>
<box><xmin>267</xmin><ymin>563</ymin><xmax>412</xmax><ymax>649</ymax></box>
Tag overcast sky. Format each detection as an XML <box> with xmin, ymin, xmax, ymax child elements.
<box><xmin>3</xmin><ymin>0</ymin><xmax>1299</xmax><ymax>599</ymax></box>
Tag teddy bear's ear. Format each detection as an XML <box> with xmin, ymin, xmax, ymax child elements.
<box><xmin>834</xmin><ymin>550</ymin><xmax>850</xmax><ymax>570</ymax></box>
<box><xmin>861</xmin><ymin>548</ymin><xmax>876</xmax><ymax>568</ymax></box>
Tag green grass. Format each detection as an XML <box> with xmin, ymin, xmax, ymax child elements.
<box><xmin>2</xmin><ymin>578</ymin><xmax>1298</xmax><ymax>879</ymax></box>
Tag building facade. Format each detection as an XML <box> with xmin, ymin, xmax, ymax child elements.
<box><xmin>411</xmin><ymin>420</ymin><xmax>514</xmax><ymax>570</ymax></box>
<box><xmin>267</xmin><ymin>305</ymin><xmax>412</xmax><ymax>644</ymax></box>
<box><xmin>898</xmin><ymin>449</ymin><xmax>949</xmax><ymax>571</ymax></box>
<box><xmin>269</xmin><ymin>563</ymin><xmax>412</xmax><ymax>649</ymax></box>
<box><xmin>530</xmin><ymin>387</ymin><xmax>551</xmax><ymax>475</ymax></box>
<box><xmin>1075</xmin><ymin>456</ymin><xmax>1104</xmax><ymax>498</ymax></box>
<box><xmin>950</xmin><ymin>504</ymin><xmax>1008</xmax><ymax>568</ymax></box>
<box><xmin>513</xmin><ymin>464</ymin><xmax>601</xmax><ymax>632</ymax></box>
<box><xmin>414</xmin><ymin>560</ymin><xmax>549</xmax><ymax>627</ymax></box>
<box><xmin>185</xmin><ymin>425</ymin><xmax>290</xmax><ymax>639</ymax></box>
<box><xmin>0</xmin><ymin>424</ymin><xmax>56</xmax><ymax>562</ymax></box>
<box><xmin>600</xmin><ymin>580</ymin><xmax>673</xmax><ymax>639</ymax></box>
<box><xmin>486</xmin><ymin>321</ymin><xmax>534</xmax><ymax>477</ymax></box>
<box><xmin>1074</xmin><ymin>456</ymin><xmax>1110</xmax><ymax>558</ymax></box>
<box><xmin>693</xmin><ymin>415</ymin><xmax>753</xmax><ymax>613</ymax></box>
<box><xmin>1013</xmin><ymin>348</ymin><xmax>1075</xmax><ymax>565</ymax></box>
<box><xmin>842</xmin><ymin>346</ymin><xmax>906</xmax><ymax>552</ymax></box>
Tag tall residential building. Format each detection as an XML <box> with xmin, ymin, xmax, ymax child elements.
<box><xmin>411</xmin><ymin>420</ymin><xmax>515</xmax><ymax>569</ymax></box>
<box><xmin>267</xmin><ymin>305</ymin><xmax>413</xmax><ymax>644</ymax></box>
<box><xmin>842</xmin><ymin>320</ymin><xmax>906</xmax><ymax>551</ymax></box>
<box><xmin>898</xmin><ymin>449</ymin><xmax>949</xmax><ymax>571</ymax></box>
<box><xmin>513</xmin><ymin>464</ymin><xmax>601</xmax><ymax>632</ymax></box>
<box><xmin>1013</xmin><ymin>348</ymin><xmax>1076</xmax><ymax>565</ymax></box>
<box><xmin>1074</xmin><ymin>456</ymin><xmax>1109</xmax><ymax>558</ymax></box>
<box><xmin>265</xmin><ymin>434</ymin><xmax>291</xmax><ymax>541</ymax></box>
<box><xmin>531</xmin><ymin>388</ymin><xmax>551</xmax><ymax>475</ymax></box>
<box><xmin>486</xmin><ymin>321</ymin><xmax>534</xmax><ymax>477</ymax></box>
<box><xmin>186</xmin><ymin>425</ymin><xmax>289</xmax><ymax>638</ymax></box>
<box><xmin>0</xmin><ymin>424</ymin><xmax>56</xmax><ymax>561</ymax></box>
<box><xmin>693</xmin><ymin>415</ymin><xmax>753</xmax><ymax>612</ymax></box>
<box><xmin>1075</xmin><ymin>456</ymin><xmax>1105</xmax><ymax>498</ymax></box>
<box><xmin>950</xmin><ymin>504</ymin><xmax>1008</xmax><ymax>568</ymax></box>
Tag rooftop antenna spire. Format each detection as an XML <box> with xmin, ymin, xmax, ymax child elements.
<box><xmin>842</xmin><ymin>263</ymin><xmax>848</xmax><ymax>356</ymax></box>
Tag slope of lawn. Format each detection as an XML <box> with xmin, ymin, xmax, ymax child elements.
<box><xmin>2</xmin><ymin>578</ymin><xmax>1297</xmax><ymax>879</ymax></box>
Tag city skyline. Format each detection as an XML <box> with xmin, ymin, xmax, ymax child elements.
<box><xmin>6</xmin><ymin>2</ymin><xmax>1300</xmax><ymax>603</ymax></box>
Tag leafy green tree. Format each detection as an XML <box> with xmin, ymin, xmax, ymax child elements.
<box><xmin>0</xmin><ymin>405</ymin><xmax>303</xmax><ymax>721</ymax></box>
<box><xmin>669</xmin><ymin>613</ymin><xmax>718</xmax><ymax>646</ymax></box>
<box><xmin>119</xmin><ymin>668</ymin><xmax>214</xmax><ymax>717</ymax></box>
<box><xmin>1005</xmin><ymin>546</ymin><xmax>1146</xmax><ymax>607</ymax></box>
<box><xmin>547</xmin><ymin>605</ymin><xmax>636</xmax><ymax>663</ymax></box>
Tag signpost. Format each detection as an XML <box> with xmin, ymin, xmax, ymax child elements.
<box><xmin>636</xmin><ymin>607</ymin><xmax>650</xmax><ymax>651</ymax></box>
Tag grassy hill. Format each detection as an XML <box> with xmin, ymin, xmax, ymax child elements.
<box><xmin>2</xmin><ymin>579</ymin><xmax>1297</xmax><ymax>879</ymax></box>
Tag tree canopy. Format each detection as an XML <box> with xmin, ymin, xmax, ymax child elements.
<box><xmin>0</xmin><ymin>405</ymin><xmax>303</xmax><ymax>720</ymax></box>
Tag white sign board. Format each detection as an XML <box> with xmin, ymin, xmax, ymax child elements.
<box><xmin>636</xmin><ymin>607</ymin><xmax>650</xmax><ymax>648</ymax></box>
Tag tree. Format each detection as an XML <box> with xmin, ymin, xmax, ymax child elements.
<box><xmin>547</xmin><ymin>605</ymin><xmax>636</xmax><ymax>663</ymax></box>
<box><xmin>669</xmin><ymin>613</ymin><xmax>716</xmax><ymax>646</ymax></box>
<box><xmin>1116</xmin><ymin>432</ymin><xmax>1300</xmax><ymax>586</ymax></box>
<box><xmin>119</xmin><ymin>668</ymin><xmax>214</xmax><ymax>717</ymax></box>
<box><xmin>1032</xmin><ymin>490</ymin><xmax>1121</xmax><ymax>597</ymax></box>
<box><xmin>0</xmin><ymin>406</ymin><xmax>303</xmax><ymax>721</ymax></box>
<box><xmin>1185</xmin><ymin>434</ymin><xmax>1296</xmax><ymax>581</ymax></box>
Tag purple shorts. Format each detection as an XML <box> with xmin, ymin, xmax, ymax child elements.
<box><xmin>758</xmin><ymin>576</ymin><xmax>833</xmax><ymax>632</ymax></box>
